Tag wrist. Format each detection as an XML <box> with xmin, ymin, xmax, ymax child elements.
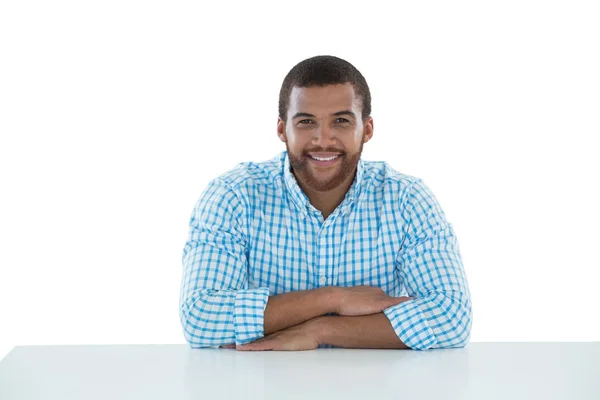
<box><xmin>304</xmin><ymin>315</ymin><xmax>332</xmax><ymax>345</ymax></box>
<box><xmin>319</xmin><ymin>286</ymin><xmax>341</xmax><ymax>314</ymax></box>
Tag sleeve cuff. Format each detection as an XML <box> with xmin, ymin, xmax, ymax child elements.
<box><xmin>233</xmin><ymin>288</ymin><xmax>270</xmax><ymax>345</ymax></box>
<box><xmin>383</xmin><ymin>300</ymin><xmax>437</xmax><ymax>350</ymax></box>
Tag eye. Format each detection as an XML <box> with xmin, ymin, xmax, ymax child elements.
<box><xmin>298</xmin><ymin>119</ymin><xmax>314</xmax><ymax>125</ymax></box>
<box><xmin>335</xmin><ymin>118</ymin><xmax>350</xmax><ymax>124</ymax></box>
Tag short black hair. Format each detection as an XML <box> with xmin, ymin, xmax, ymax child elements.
<box><xmin>278</xmin><ymin>55</ymin><xmax>371</xmax><ymax>122</ymax></box>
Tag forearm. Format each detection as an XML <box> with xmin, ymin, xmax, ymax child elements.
<box><xmin>181</xmin><ymin>288</ymin><xmax>269</xmax><ymax>347</ymax></box>
<box><xmin>264</xmin><ymin>287</ymin><xmax>337</xmax><ymax>335</ymax></box>
<box><xmin>313</xmin><ymin>313</ymin><xmax>409</xmax><ymax>349</ymax></box>
<box><xmin>383</xmin><ymin>291</ymin><xmax>472</xmax><ymax>349</ymax></box>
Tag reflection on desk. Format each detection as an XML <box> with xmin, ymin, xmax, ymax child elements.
<box><xmin>1</xmin><ymin>343</ymin><xmax>599</xmax><ymax>399</ymax></box>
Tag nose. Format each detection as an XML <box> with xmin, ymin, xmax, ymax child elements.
<box><xmin>311</xmin><ymin>124</ymin><xmax>337</xmax><ymax>147</ymax></box>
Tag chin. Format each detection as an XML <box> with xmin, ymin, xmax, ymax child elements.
<box><xmin>303</xmin><ymin>172</ymin><xmax>347</xmax><ymax>192</ymax></box>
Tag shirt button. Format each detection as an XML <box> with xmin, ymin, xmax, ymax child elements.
<box><xmin>319</xmin><ymin>276</ymin><xmax>327</xmax><ymax>284</ymax></box>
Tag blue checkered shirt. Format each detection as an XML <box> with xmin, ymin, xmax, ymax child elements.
<box><xmin>180</xmin><ymin>151</ymin><xmax>472</xmax><ymax>350</ymax></box>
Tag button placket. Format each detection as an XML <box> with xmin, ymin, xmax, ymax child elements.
<box><xmin>317</xmin><ymin>232</ymin><xmax>328</xmax><ymax>286</ymax></box>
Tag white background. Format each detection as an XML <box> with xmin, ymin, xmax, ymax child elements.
<box><xmin>1</xmin><ymin>0</ymin><xmax>599</xmax><ymax>361</ymax></box>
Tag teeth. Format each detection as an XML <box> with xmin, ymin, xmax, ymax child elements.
<box><xmin>311</xmin><ymin>155</ymin><xmax>339</xmax><ymax>161</ymax></box>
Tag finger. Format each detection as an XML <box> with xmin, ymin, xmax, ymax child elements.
<box><xmin>237</xmin><ymin>340</ymin><xmax>275</xmax><ymax>351</ymax></box>
<box><xmin>390</xmin><ymin>296</ymin><xmax>413</xmax><ymax>305</ymax></box>
<box><xmin>237</xmin><ymin>343</ymin><xmax>273</xmax><ymax>351</ymax></box>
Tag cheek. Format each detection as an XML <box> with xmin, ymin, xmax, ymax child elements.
<box><xmin>286</xmin><ymin>133</ymin><xmax>307</xmax><ymax>149</ymax></box>
<box><xmin>341</xmin><ymin>136</ymin><xmax>360</xmax><ymax>150</ymax></box>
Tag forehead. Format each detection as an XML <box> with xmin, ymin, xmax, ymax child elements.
<box><xmin>288</xmin><ymin>83</ymin><xmax>360</xmax><ymax>116</ymax></box>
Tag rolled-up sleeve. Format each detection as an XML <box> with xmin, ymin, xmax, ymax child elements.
<box><xmin>180</xmin><ymin>179</ymin><xmax>269</xmax><ymax>348</ymax></box>
<box><xmin>383</xmin><ymin>179</ymin><xmax>473</xmax><ymax>350</ymax></box>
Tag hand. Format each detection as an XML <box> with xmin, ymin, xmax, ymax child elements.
<box><xmin>334</xmin><ymin>286</ymin><xmax>412</xmax><ymax>316</ymax></box>
<box><xmin>236</xmin><ymin>319</ymin><xmax>321</xmax><ymax>351</ymax></box>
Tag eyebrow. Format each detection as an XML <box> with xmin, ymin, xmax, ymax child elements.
<box><xmin>291</xmin><ymin>110</ymin><xmax>356</xmax><ymax>120</ymax></box>
<box><xmin>332</xmin><ymin>110</ymin><xmax>356</xmax><ymax>119</ymax></box>
<box><xmin>291</xmin><ymin>112</ymin><xmax>316</xmax><ymax>120</ymax></box>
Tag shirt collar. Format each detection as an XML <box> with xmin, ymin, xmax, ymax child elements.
<box><xmin>283</xmin><ymin>151</ymin><xmax>364</xmax><ymax>217</ymax></box>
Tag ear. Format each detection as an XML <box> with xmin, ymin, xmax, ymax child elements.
<box><xmin>362</xmin><ymin>117</ymin><xmax>374</xmax><ymax>143</ymax></box>
<box><xmin>277</xmin><ymin>118</ymin><xmax>287</xmax><ymax>143</ymax></box>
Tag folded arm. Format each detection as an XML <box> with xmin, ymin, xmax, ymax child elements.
<box><xmin>182</xmin><ymin>178</ymin><xmax>472</xmax><ymax>350</ymax></box>
<box><xmin>237</xmin><ymin>312</ymin><xmax>409</xmax><ymax>351</ymax></box>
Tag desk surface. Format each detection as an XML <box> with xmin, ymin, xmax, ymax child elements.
<box><xmin>1</xmin><ymin>343</ymin><xmax>598</xmax><ymax>399</ymax></box>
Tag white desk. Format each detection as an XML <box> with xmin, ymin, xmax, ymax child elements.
<box><xmin>1</xmin><ymin>343</ymin><xmax>598</xmax><ymax>399</ymax></box>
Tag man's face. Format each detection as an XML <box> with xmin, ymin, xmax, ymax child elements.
<box><xmin>277</xmin><ymin>83</ymin><xmax>373</xmax><ymax>192</ymax></box>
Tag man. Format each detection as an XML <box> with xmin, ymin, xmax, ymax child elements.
<box><xmin>180</xmin><ymin>55</ymin><xmax>472</xmax><ymax>351</ymax></box>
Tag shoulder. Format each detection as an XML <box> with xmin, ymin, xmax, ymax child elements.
<box><xmin>193</xmin><ymin>153</ymin><xmax>284</xmax><ymax>219</ymax></box>
<box><xmin>216</xmin><ymin>152</ymin><xmax>283</xmax><ymax>189</ymax></box>
<box><xmin>360</xmin><ymin>159</ymin><xmax>448</xmax><ymax>228</ymax></box>
<box><xmin>361</xmin><ymin>159</ymin><xmax>422</xmax><ymax>197</ymax></box>
<box><xmin>204</xmin><ymin>153</ymin><xmax>285</xmax><ymax>201</ymax></box>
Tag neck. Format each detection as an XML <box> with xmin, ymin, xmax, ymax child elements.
<box><xmin>294</xmin><ymin>168</ymin><xmax>357</xmax><ymax>220</ymax></box>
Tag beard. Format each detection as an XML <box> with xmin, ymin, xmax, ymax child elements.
<box><xmin>286</xmin><ymin>140</ymin><xmax>364</xmax><ymax>193</ymax></box>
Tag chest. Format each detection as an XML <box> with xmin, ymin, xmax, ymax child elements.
<box><xmin>246</xmin><ymin>203</ymin><xmax>404</xmax><ymax>295</ymax></box>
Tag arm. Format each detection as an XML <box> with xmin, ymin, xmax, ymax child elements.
<box><xmin>382</xmin><ymin>179</ymin><xmax>473</xmax><ymax>350</ymax></box>
<box><xmin>237</xmin><ymin>310</ymin><xmax>412</xmax><ymax>351</ymax></box>
<box><xmin>180</xmin><ymin>179</ymin><xmax>268</xmax><ymax>348</ymax></box>
<box><xmin>265</xmin><ymin>286</ymin><xmax>411</xmax><ymax>335</ymax></box>
<box><xmin>313</xmin><ymin>313</ymin><xmax>409</xmax><ymax>349</ymax></box>
<box><xmin>263</xmin><ymin>288</ymin><xmax>336</xmax><ymax>335</ymax></box>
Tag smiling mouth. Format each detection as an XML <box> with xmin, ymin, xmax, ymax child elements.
<box><xmin>308</xmin><ymin>154</ymin><xmax>340</xmax><ymax>161</ymax></box>
<box><xmin>305</xmin><ymin>153</ymin><xmax>342</xmax><ymax>167</ymax></box>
